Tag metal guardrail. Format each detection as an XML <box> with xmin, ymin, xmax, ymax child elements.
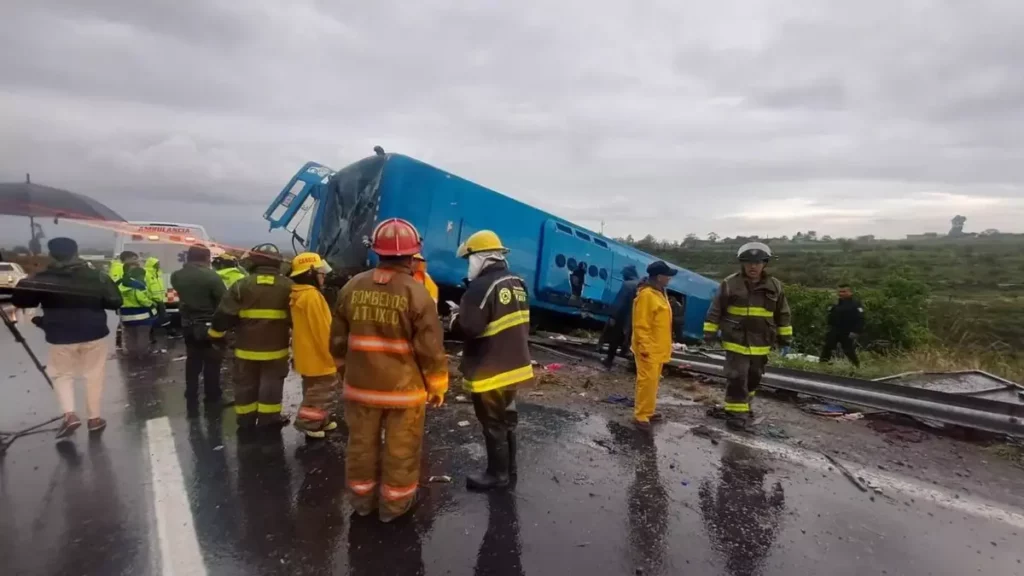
<box><xmin>676</xmin><ymin>356</ymin><xmax>1024</xmax><ymax>437</ymax></box>
<box><xmin>527</xmin><ymin>336</ymin><xmax>1024</xmax><ymax>438</ymax></box>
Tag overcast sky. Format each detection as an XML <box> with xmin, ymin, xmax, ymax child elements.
<box><xmin>3</xmin><ymin>1</ymin><xmax>1024</xmax><ymax>249</ymax></box>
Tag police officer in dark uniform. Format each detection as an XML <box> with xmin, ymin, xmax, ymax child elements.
<box><xmin>820</xmin><ymin>284</ymin><xmax>865</xmax><ymax>368</ymax></box>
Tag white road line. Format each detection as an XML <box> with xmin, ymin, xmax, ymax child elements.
<box><xmin>146</xmin><ymin>417</ymin><xmax>208</xmax><ymax>576</ymax></box>
<box><xmin>667</xmin><ymin>422</ymin><xmax>1024</xmax><ymax>529</ymax></box>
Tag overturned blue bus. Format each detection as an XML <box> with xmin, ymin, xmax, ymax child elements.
<box><xmin>263</xmin><ymin>150</ymin><xmax>718</xmax><ymax>339</ymax></box>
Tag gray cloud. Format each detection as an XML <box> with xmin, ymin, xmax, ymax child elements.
<box><xmin>3</xmin><ymin>0</ymin><xmax>1024</xmax><ymax>249</ymax></box>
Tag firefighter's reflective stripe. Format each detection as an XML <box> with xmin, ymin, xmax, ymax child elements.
<box><xmin>382</xmin><ymin>483</ymin><xmax>418</xmax><ymax>501</ymax></box>
<box><xmin>256</xmin><ymin>275</ymin><xmax>276</xmax><ymax>285</ymax></box>
<box><xmin>348</xmin><ymin>480</ymin><xmax>377</xmax><ymax>496</ymax></box>
<box><xmin>748</xmin><ymin>391</ymin><xmax>757</xmax><ymax>399</ymax></box>
<box><xmin>463</xmin><ymin>365</ymin><xmax>534</xmax><ymax>394</ymax></box>
<box><xmin>480</xmin><ymin>310</ymin><xmax>530</xmax><ymax>338</ymax></box>
<box><xmin>257</xmin><ymin>402</ymin><xmax>282</xmax><ymax>414</ymax></box>
<box><xmin>778</xmin><ymin>325</ymin><xmax>793</xmax><ymax>336</ymax></box>
<box><xmin>726</xmin><ymin>305</ymin><xmax>774</xmax><ymax>318</ymax></box>
<box><xmin>239</xmin><ymin>309</ymin><xmax>288</xmax><ymax>320</ymax></box>
<box><xmin>235</xmin><ymin>348</ymin><xmax>290</xmax><ymax>360</ymax></box>
<box><xmin>425</xmin><ymin>372</ymin><xmax>448</xmax><ymax>393</ymax></box>
<box><xmin>721</xmin><ymin>342</ymin><xmax>772</xmax><ymax>356</ymax></box>
<box><xmin>349</xmin><ymin>335</ymin><xmax>413</xmax><ymax>354</ymax></box>
<box><xmin>208</xmin><ymin>328</ymin><xmax>226</xmax><ymax>338</ymax></box>
<box><xmin>703</xmin><ymin>322</ymin><xmax>719</xmax><ymax>333</ymax></box>
<box><xmin>122</xmin><ymin>312</ymin><xmax>151</xmax><ymax>322</ymax></box>
<box><xmin>235</xmin><ymin>402</ymin><xmax>258</xmax><ymax>415</ymax></box>
<box><xmin>342</xmin><ymin>383</ymin><xmax>427</xmax><ymax>407</ymax></box>
<box><xmin>724</xmin><ymin>402</ymin><xmax>750</xmax><ymax>413</ymax></box>
<box><xmin>298</xmin><ymin>406</ymin><xmax>328</xmax><ymax>421</ymax></box>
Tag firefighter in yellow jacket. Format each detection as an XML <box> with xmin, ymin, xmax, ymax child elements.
<box><xmin>631</xmin><ymin>260</ymin><xmax>677</xmax><ymax>431</ymax></box>
<box><xmin>209</xmin><ymin>243</ymin><xmax>294</xmax><ymax>433</ymax></box>
<box><xmin>412</xmin><ymin>253</ymin><xmax>439</xmax><ymax>304</ymax></box>
<box><xmin>457</xmin><ymin>230</ymin><xmax>534</xmax><ymax>490</ymax></box>
<box><xmin>331</xmin><ymin>218</ymin><xmax>448</xmax><ymax>522</ymax></box>
<box><xmin>703</xmin><ymin>242</ymin><xmax>793</xmax><ymax>430</ymax></box>
<box><xmin>290</xmin><ymin>252</ymin><xmax>340</xmax><ymax>439</ymax></box>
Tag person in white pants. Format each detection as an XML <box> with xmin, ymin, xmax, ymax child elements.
<box><xmin>11</xmin><ymin>238</ymin><xmax>123</xmax><ymax>438</ymax></box>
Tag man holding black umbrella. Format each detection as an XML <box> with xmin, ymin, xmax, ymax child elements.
<box><xmin>12</xmin><ymin>238</ymin><xmax>122</xmax><ymax>438</ymax></box>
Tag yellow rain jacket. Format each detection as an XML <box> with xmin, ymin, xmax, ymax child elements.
<box><xmin>109</xmin><ymin>260</ymin><xmax>124</xmax><ymax>283</ymax></box>
<box><xmin>144</xmin><ymin>257</ymin><xmax>166</xmax><ymax>303</ymax></box>
<box><xmin>631</xmin><ymin>283</ymin><xmax>673</xmax><ymax>364</ymax></box>
<box><xmin>290</xmin><ymin>284</ymin><xmax>337</xmax><ymax>377</ymax></box>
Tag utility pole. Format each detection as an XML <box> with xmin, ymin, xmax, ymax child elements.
<box><xmin>600</xmin><ymin>220</ymin><xmax>605</xmax><ymax>235</ymax></box>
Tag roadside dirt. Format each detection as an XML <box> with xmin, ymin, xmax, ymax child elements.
<box><xmin>448</xmin><ymin>345</ymin><xmax>1024</xmax><ymax>511</ymax></box>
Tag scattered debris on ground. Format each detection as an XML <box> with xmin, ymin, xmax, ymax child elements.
<box><xmin>867</xmin><ymin>420</ymin><xmax>928</xmax><ymax>444</ymax></box>
<box><xmin>986</xmin><ymin>442</ymin><xmax>1024</xmax><ymax>469</ymax></box>
<box><xmin>690</xmin><ymin>424</ymin><xmax>723</xmax><ymax>445</ymax></box>
<box><xmin>604</xmin><ymin>393</ymin><xmax>634</xmax><ymax>407</ymax></box>
<box><xmin>427</xmin><ymin>475</ymin><xmax>452</xmax><ymax>483</ymax></box>
<box><xmin>821</xmin><ymin>452</ymin><xmax>869</xmax><ymax>493</ymax></box>
<box><xmin>801</xmin><ymin>402</ymin><xmax>848</xmax><ymax>417</ymax></box>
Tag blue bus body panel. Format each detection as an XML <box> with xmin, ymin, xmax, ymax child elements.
<box><xmin>265</xmin><ymin>154</ymin><xmax>719</xmax><ymax>339</ymax></box>
<box><xmin>372</xmin><ymin>155</ymin><xmax>719</xmax><ymax>339</ymax></box>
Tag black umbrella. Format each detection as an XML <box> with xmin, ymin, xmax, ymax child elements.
<box><xmin>0</xmin><ymin>174</ymin><xmax>124</xmax><ymax>223</ymax></box>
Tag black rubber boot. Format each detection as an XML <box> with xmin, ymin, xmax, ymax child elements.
<box><xmin>726</xmin><ymin>413</ymin><xmax>750</xmax><ymax>432</ymax></box>
<box><xmin>507</xmin><ymin>431</ymin><xmax>518</xmax><ymax>478</ymax></box>
<box><xmin>467</xmin><ymin>434</ymin><xmax>510</xmax><ymax>491</ymax></box>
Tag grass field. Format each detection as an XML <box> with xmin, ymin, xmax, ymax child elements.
<box><xmin>631</xmin><ymin>234</ymin><xmax>1024</xmax><ymax>382</ymax></box>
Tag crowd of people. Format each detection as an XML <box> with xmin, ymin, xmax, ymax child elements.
<box><xmin>604</xmin><ymin>241</ymin><xmax>863</xmax><ymax>432</ymax></box>
<box><xmin>10</xmin><ymin>220</ymin><xmax>533</xmax><ymax>523</ymax></box>
<box><xmin>11</xmin><ymin>224</ymin><xmax>865</xmax><ymax>522</ymax></box>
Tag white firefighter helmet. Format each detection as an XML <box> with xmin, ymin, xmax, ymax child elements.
<box><xmin>737</xmin><ymin>242</ymin><xmax>772</xmax><ymax>262</ymax></box>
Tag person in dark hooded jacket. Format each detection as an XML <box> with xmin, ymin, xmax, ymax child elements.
<box><xmin>12</xmin><ymin>237</ymin><xmax>122</xmax><ymax>438</ymax></box>
<box><xmin>602</xmin><ymin>265</ymin><xmax>640</xmax><ymax>369</ymax></box>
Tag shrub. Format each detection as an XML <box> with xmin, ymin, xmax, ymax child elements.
<box><xmin>785</xmin><ymin>273</ymin><xmax>930</xmax><ymax>353</ymax></box>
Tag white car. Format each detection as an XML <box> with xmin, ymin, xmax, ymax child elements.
<box><xmin>0</xmin><ymin>262</ymin><xmax>27</xmax><ymax>290</ymax></box>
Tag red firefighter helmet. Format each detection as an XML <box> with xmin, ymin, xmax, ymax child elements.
<box><xmin>371</xmin><ymin>218</ymin><xmax>422</xmax><ymax>256</ymax></box>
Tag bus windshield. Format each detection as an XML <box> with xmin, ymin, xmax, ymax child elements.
<box><xmin>317</xmin><ymin>155</ymin><xmax>387</xmax><ymax>274</ymax></box>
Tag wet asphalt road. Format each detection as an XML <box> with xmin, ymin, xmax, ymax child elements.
<box><xmin>1</xmin><ymin>320</ymin><xmax>1023</xmax><ymax>575</ymax></box>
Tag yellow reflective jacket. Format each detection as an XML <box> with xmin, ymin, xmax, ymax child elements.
<box><xmin>290</xmin><ymin>284</ymin><xmax>336</xmax><ymax>377</ymax></box>
<box><xmin>703</xmin><ymin>272</ymin><xmax>792</xmax><ymax>356</ymax></box>
<box><xmin>109</xmin><ymin>260</ymin><xmax>124</xmax><ymax>283</ymax></box>
<box><xmin>209</xmin><ymin>265</ymin><xmax>293</xmax><ymax>361</ymax></box>
<box><xmin>631</xmin><ymin>283</ymin><xmax>673</xmax><ymax>364</ymax></box>
<box><xmin>144</xmin><ymin>257</ymin><xmax>166</xmax><ymax>303</ymax></box>
<box><xmin>217</xmin><ymin>267</ymin><xmax>246</xmax><ymax>288</ymax></box>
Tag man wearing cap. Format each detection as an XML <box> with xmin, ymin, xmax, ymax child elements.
<box><xmin>289</xmin><ymin>252</ymin><xmax>340</xmax><ymax>439</ymax></box>
<box><xmin>631</xmin><ymin>260</ymin><xmax>677</xmax><ymax>431</ymax></box>
<box><xmin>171</xmin><ymin>245</ymin><xmax>228</xmax><ymax>410</ymax></box>
<box><xmin>13</xmin><ymin>238</ymin><xmax>122</xmax><ymax>437</ymax></box>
